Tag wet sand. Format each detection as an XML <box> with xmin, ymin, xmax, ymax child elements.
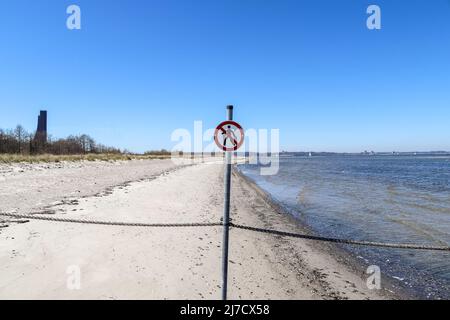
<box><xmin>0</xmin><ymin>159</ymin><xmax>391</xmax><ymax>299</ymax></box>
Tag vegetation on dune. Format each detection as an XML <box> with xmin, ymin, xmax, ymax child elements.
<box><xmin>0</xmin><ymin>124</ymin><xmax>172</xmax><ymax>163</ymax></box>
<box><xmin>0</xmin><ymin>153</ymin><xmax>171</xmax><ymax>164</ymax></box>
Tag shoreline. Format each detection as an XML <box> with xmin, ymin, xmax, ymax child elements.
<box><xmin>0</xmin><ymin>159</ymin><xmax>404</xmax><ymax>299</ymax></box>
<box><xmin>234</xmin><ymin>167</ymin><xmax>410</xmax><ymax>300</ymax></box>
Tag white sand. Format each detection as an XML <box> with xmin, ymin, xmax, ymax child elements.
<box><xmin>0</xmin><ymin>159</ymin><xmax>179</xmax><ymax>215</ymax></box>
<box><xmin>0</xmin><ymin>159</ymin><xmax>390</xmax><ymax>300</ymax></box>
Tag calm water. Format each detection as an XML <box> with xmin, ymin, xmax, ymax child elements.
<box><xmin>239</xmin><ymin>155</ymin><xmax>450</xmax><ymax>299</ymax></box>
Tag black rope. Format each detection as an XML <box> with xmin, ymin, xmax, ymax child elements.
<box><xmin>1</xmin><ymin>213</ymin><xmax>449</xmax><ymax>251</ymax></box>
<box><xmin>229</xmin><ymin>223</ymin><xmax>450</xmax><ymax>252</ymax></box>
<box><xmin>0</xmin><ymin>213</ymin><xmax>221</xmax><ymax>228</ymax></box>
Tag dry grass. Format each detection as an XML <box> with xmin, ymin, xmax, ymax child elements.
<box><xmin>0</xmin><ymin>153</ymin><xmax>172</xmax><ymax>164</ymax></box>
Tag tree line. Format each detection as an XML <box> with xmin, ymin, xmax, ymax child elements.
<box><xmin>0</xmin><ymin>125</ymin><xmax>121</xmax><ymax>155</ymax></box>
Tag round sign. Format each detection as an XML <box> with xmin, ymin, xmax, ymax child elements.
<box><xmin>214</xmin><ymin>120</ymin><xmax>244</xmax><ymax>152</ymax></box>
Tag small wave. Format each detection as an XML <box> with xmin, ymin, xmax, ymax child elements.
<box><xmin>407</xmin><ymin>202</ymin><xmax>450</xmax><ymax>215</ymax></box>
<box><xmin>386</xmin><ymin>217</ymin><xmax>450</xmax><ymax>246</ymax></box>
<box><xmin>297</xmin><ymin>186</ymin><xmax>311</xmax><ymax>207</ymax></box>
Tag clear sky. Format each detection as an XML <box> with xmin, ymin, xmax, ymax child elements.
<box><xmin>0</xmin><ymin>0</ymin><xmax>449</xmax><ymax>153</ymax></box>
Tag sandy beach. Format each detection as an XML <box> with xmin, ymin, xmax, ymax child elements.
<box><xmin>0</xmin><ymin>159</ymin><xmax>391</xmax><ymax>300</ymax></box>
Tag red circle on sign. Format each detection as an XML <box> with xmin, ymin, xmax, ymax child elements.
<box><xmin>214</xmin><ymin>121</ymin><xmax>245</xmax><ymax>152</ymax></box>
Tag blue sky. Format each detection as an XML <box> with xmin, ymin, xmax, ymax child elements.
<box><xmin>0</xmin><ymin>0</ymin><xmax>449</xmax><ymax>152</ymax></box>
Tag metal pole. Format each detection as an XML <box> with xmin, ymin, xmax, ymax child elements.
<box><xmin>221</xmin><ymin>105</ymin><xmax>233</xmax><ymax>300</ymax></box>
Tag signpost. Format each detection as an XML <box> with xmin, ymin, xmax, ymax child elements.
<box><xmin>214</xmin><ymin>105</ymin><xmax>244</xmax><ymax>301</ymax></box>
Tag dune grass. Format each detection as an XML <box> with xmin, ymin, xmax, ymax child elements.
<box><xmin>0</xmin><ymin>153</ymin><xmax>172</xmax><ymax>164</ymax></box>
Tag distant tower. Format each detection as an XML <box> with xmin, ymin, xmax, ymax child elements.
<box><xmin>35</xmin><ymin>110</ymin><xmax>47</xmax><ymax>143</ymax></box>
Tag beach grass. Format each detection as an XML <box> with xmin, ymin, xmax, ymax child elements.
<box><xmin>0</xmin><ymin>153</ymin><xmax>172</xmax><ymax>164</ymax></box>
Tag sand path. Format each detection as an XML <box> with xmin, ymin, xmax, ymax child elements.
<box><xmin>0</xmin><ymin>161</ymin><xmax>386</xmax><ymax>299</ymax></box>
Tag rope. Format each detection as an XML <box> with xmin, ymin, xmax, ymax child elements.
<box><xmin>0</xmin><ymin>213</ymin><xmax>221</xmax><ymax>228</ymax></box>
<box><xmin>1</xmin><ymin>213</ymin><xmax>449</xmax><ymax>251</ymax></box>
<box><xmin>229</xmin><ymin>223</ymin><xmax>450</xmax><ymax>252</ymax></box>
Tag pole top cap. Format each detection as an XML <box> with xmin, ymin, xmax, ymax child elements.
<box><xmin>227</xmin><ymin>105</ymin><xmax>234</xmax><ymax>110</ymax></box>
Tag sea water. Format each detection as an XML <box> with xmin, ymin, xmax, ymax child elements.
<box><xmin>239</xmin><ymin>154</ymin><xmax>450</xmax><ymax>299</ymax></box>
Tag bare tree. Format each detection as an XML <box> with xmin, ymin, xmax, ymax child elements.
<box><xmin>0</xmin><ymin>124</ymin><xmax>121</xmax><ymax>156</ymax></box>
<box><xmin>14</xmin><ymin>125</ymin><xmax>27</xmax><ymax>154</ymax></box>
